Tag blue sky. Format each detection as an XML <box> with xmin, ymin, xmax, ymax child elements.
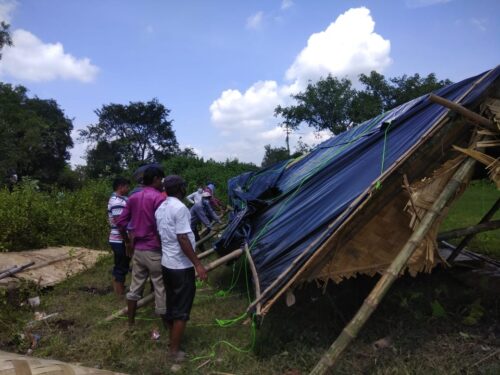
<box><xmin>0</xmin><ymin>0</ymin><xmax>498</xmax><ymax>166</ymax></box>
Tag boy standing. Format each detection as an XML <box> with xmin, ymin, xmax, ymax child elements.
<box><xmin>108</xmin><ymin>177</ymin><xmax>131</xmax><ymax>295</ymax></box>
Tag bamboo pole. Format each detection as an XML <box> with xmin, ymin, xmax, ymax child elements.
<box><xmin>195</xmin><ymin>223</ymin><xmax>227</xmax><ymax>248</ymax></box>
<box><xmin>0</xmin><ymin>261</ymin><xmax>35</xmax><ymax>280</ymax></box>
<box><xmin>438</xmin><ymin>220</ymin><xmax>500</xmax><ymax>241</ymax></box>
<box><xmin>104</xmin><ymin>248</ymin><xmax>243</xmax><ymax>321</ymax></box>
<box><xmin>448</xmin><ymin>197</ymin><xmax>500</xmax><ymax>262</ymax></box>
<box><xmin>429</xmin><ymin>94</ymin><xmax>498</xmax><ymax>132</ymax></box>
<box><xmin>244</xmin><ymin>243</ymin><xmax>262</xmax><ymax>315</ymax></box>
<box><xmin>197</xmin><ymin>247</ymin><xmax>215</xmax><ymax>260</ymax></box>
<box><xmin>309</xmin><ymin>156</ymin><xmax>477</xmax><ymax>375</ymax></box>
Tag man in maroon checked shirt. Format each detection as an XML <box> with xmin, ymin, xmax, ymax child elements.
<box><xmin>116</xmin><ymin>166</ymin><xmax>167</xmax><ymax>327</ymax></box>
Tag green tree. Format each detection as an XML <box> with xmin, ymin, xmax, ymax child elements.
<box><xmin>276</xmin><ymin>72</ymin><xmax>452</xmax><ymax>135</ymax></box>
<box><xmin>275</xmin><ymin>75</ymin><xmax>355</xmax><ymax>135</ymax></box>
<box><xmin>85</xmin><ymin>140</ymin><xmax>124</xmax><ymax>178</ymax></box>
<box><xmin>0</xmin><ymin>83</ymin><xmax>74</xmax><ymax>186</ymax></box>
<box><xmin>261</xmin><ymin>144</ymin><xmax>290</xmax><ymax>168</ymax></box>
<box><xmin>0</xmin><ymin>21</ymin><xmax>13</xmax><ymax>59</ymax></box>
<box><xmin>80</xmin><ymin>98</ymin><xmax>180</xmax><ymax>168</ymax></box>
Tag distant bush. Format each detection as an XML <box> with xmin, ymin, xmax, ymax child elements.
<box><xmin>0</xmin><ymin>180</ymin><xmax>110</xmax><ymax>251</ymax></box>
<box><xmin>0</xmin><ymin>157</ymin><xmax>257</xmax><ymax>251</ymax></box>
<box><xmin>163</xmin><ymin>156</ymin><xmax>258</xmax><ymax>202</ymax></box>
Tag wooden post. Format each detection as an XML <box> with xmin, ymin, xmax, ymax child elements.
<box><xmin>438</xmin><ymin>220</ymin><xmax>500</xmax><ymax>241</ymax></box>
<box><xmin>104</xmin><ymin>248</ymin><xmax>243</xmax><ymax>321</ymax></box>
<box><xmin>309</xmin><ymin>156</ymin><xmax>477</xmax><ymax>375</ymax></box>
<box><xmin>429</xmin><ymin>94</ymin><xmax>498</xmax><ymax>132</ymax></box>
<box><xmin>447</xmin><ymin>197</ymin><xmax>500</xmax><ymax>262</ymax></box>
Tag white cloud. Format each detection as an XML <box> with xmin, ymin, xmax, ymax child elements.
<box><xmin>281</xmin><ymin>0</ymin><xmax>294</xmax><ymax>10</ymax></box>
<box><xmin>246</xmin><ymin>11</ymin><xmax>264</xmax><ymax>30</ymax></box>
<box><xmin>210</xmin><ymin>80</ymin><xmax>282</xmax><ymax>131</ymax></box>
<box><xmin>470</xmin><ymin>18</ymin><xmax>487</xmax><ymax>32</ymax></box>
<box><xmin>0</xmin><ymin>29</ymin><xmax>99</xmax><ymax>82</ymax></box>
<box><xmin>286</xmin><ymin>7</ymin><xmax>391</xmax><ymax>87</ymax></box>
<box><xmin>405</xmin><ymin>0</ymin><xmax>451</xmax><ymax>8</ymax></box>
<box><xmin>209</xmin><ymin>7</ymin><xmax>391</xmax><ymax>164</ymax></box>
<box><xmin>0</xmin><ymin>0</ymin><xmax>16</xmax><ymax>23</ymax></box>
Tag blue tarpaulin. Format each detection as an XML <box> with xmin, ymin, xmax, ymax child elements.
<box><xmin>215</xmin><ymin>66</ymin><xmax>500</xmax><ymax>311</ymax></box>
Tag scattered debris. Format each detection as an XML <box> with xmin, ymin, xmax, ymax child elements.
<box><xmin>27</xmin><ymin>296</ymin><xmax>40</xmax><ymax>308</ymax></box>
<box><xmin>150</xmin><ymin>327</ymin><xmax>160</xmax><ymax>341</ymax></box>
<box><xmin>372</xmin><ymin>337</ymin><xmax>393</xmax><ymax>351</ymax></box>
<box><xmin>170</xmin><ymin>364</ymin><xmax>182</xmax><ymax>373</ymax></box>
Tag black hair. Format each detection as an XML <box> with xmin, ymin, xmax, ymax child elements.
<box><xmin>143</xmin><ymin>166</ymin><xmax>165</xmax><ymax>186</ymax></box>
<box><xmin>112</xmin><ymin>176</ymin><xmax>131</xmax><ymax>191</ymax></box>
<box><xmin>163</xmin><ymin>175</ymin><xmax>187</xmax><ymax>196</ymax></box>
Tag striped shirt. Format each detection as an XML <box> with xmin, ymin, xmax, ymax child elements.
<box><xmin>108</xmin><ymin>193</ymin><xmax>128</xmax><ymax>243</ymax></box>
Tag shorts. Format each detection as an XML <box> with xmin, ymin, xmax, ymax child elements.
<box><xmin>162</xmin><ymin>266</ymin><xmax>196</xmax><ymax>321</ymax></box>
<box><xmin>109</xmin><ymin>242</ymin><xmax>130</xmax><ymax>283</ymax></box>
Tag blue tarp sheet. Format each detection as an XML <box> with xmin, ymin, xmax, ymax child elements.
<box><xmin>215</xmin><ymin>66</ymin><xmax>500</xmax><ymax>310</ymax></box>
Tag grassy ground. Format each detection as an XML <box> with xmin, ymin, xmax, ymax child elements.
<box><xmin>0</xmin><ymin>181</ymin><xmax>498</xmax><ymax>374</ymax></box>
<box><xmin>440</xmin><ymin>180</ymin><xmax>500</xmax><ymax>259</ymax></box>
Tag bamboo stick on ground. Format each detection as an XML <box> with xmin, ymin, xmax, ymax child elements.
<box><xmin>0</xmin><ymin>261</ymin><xmax>35</xmax><ymax>280</ymax></box>
<box><xmin>104</xmin><ymin>248</ymin><xmax>243</xmax><ymax>322</ymax></box>
<box><xmin>309</xmin><ymin>155</ymin><xmax>477</xmax><ymax>375</ymax></box>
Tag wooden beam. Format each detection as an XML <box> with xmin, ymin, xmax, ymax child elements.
<box><xmin>438</xmin><ymin>220</ymin><xmax>500</xmax><ymax>241</ymax></box>
<box><xmin>429</xmin><ymin>94</ymin><xmax>498</xmax><ymax>132</ymax></box>
<box><xmin>309</xmin><ymin>155</ymin><xmax>477</xmax><ymax>375</ymax></box>
<box><xmin>448</xmin><ymin>197</ymin><xmax>500</xmax><ymax>262</ymax></box>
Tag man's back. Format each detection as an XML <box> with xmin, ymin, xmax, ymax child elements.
<box><xmin>116</xmin><ymin>186</ymin><xmax>165</xmax><ymax>250</ymax></box>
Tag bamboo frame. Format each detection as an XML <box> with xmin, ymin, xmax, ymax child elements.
<box><xmin>244</xmin><ymin>243</ymin><xmax>262</xmax><ymax>315</ymax></box>
<box><xmin>309</xmin><ymin>155</ymin><xmax>477</xmax><ymax>375</ymax></box>
<box><xmin>252</xmin><ymin>68</ymin><xmax>497</xmax><ymax>316</ymax></box>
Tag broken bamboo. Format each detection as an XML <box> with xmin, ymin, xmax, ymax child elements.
<box><xmin>429</xmin><ymin>94</ymin><xmax>498</xmax><ymax>132</ymax></box>
<box><xmin>438</xmin><ymin>220</ymin><xmax>500</xmax><ymax>241</ymax></box>
<box><xmin>198</xmin><ymin>247</ymin><xmax>215</xmax><ymax>260</ymax></box>
<box><xmin>309</xmin><ymin>155</ymin><xmax>477</xmax><ymax>375</ymax></box>
<box><xmin>104</xmin><ymin>248</ymin><xmax>243</xmax><ymax>321</ymax></box>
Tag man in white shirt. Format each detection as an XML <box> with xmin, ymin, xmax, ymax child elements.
<box><xmin>186</xmin><ymin>186</ymin><xmax>203</xmax><ymax>205</ymax></box>
<box><xmin>155</xmin><ymin>175</ymin><xmax>208</xmax><ymax>361</ymax></box>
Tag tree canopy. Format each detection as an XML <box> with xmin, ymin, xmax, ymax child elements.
<box><xmin>80</xmin><ymin>99</ymin><xmax>180</xmax><ymax>169</ymax></box>
<box><xmin>0</xmin><ymin>22</ymin><xmax>13</xmax><ymax>59</ymax></box>
<box><xmin>0</xmin><ymin>83</ymin><xmax>73</xmax><ymax>185</ymax></box>
<box><xmin>275</xmin><ymin>72</ymin><xmax>452</xmax><ymax>136</ymax></box>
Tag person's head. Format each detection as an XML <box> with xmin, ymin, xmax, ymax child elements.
<box><xmin>112</xmin><ymin>177</ymin><xmax>130</xmax><ymax>195</ymax></box>
<box><xmin>143</xmin><ymin>166</ymin><xmax>165</xmax><ymax>190</ymax></box>
<box><xmin>163</xmin><ymin>175</ymin><xmax>187</xmax><ymax>199</ymax></box>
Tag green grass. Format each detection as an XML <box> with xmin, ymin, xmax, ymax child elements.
<box><xmin>441</xmin><ymin>180</ymin><xmax>500</xmax><ymax>259</ymax></box>
<box><xmin>0</xmin><ymin>180</ymin><xmax>498</xmax><ymax>374</ymax></box>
